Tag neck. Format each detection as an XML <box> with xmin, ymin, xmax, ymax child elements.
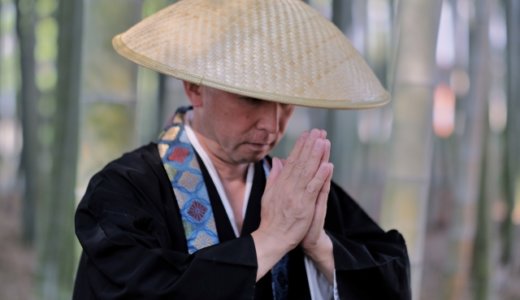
<box><xmin>190</xmin><ymin>128</ymin><xmax>249</xmax><ymax>183</ymax></box>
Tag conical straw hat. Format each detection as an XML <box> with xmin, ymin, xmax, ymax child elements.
<box><xmin>113</xmin><ymin>0</ymin><xmax>389</xmax><ymax>109</ymax></box>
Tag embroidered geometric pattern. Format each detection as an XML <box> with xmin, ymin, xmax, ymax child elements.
<box><xmin>157</xmin><ymin>110</ymin><xmax>219</xmax><ymax>254</ymax></box>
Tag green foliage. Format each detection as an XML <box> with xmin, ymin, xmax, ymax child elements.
<box><xmin>36</xmin><ymin>0</ymin><xmax>56</xmax><ymax>17</ymax></box>
<box><xmin>86</xmin><ymin>102</ymin><xmax>133</xmax><ymax>147</ymax></box>
<box><xmin>1</xmin><ymin>2</ymin><xmax>18</xmax><ymax>89</ymax></box>
<box><xmin>78</xmin><ymin>102</ymin><xmax>135</xmax><ymax>182</ymax></box>
<box><xmin>82</xmin><ymin>0</ymin><xmax>141</xmax><ymax>97</ymax></box>
<box><xmin>37</xmin><ymin>94</ymin><xmax>56</xmax><ymax>126</ymax></box>
<box><xmin>35</xmin><ymin>63</ymin><xmax>56</xmax><ymax>92</ymax></box>
<box><xmin>33</xmin><ymin>0</ymin><xmax>58</xmax><ymax>100</ymax></box>
<box><xmin>1</xmin><ymin>2</ymin><xmax>16</xmax><ymax>33</ymax></box>
<box><xmin>142</xmin><ymin>0</ymin><xmax>174</xmax><ymax>17</ymax></box>
<box><xmin>35</xmin><ymin>17</ymin><xmax>57</xmax><ymax>62</ymax></box>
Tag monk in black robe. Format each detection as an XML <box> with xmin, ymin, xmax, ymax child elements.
<box><xmin>73</xmin><ymin>84</ymin><xmax>411</xmax><ymax>299</ymax></box>
<box><xmin>74</xmin><ymin>1</ymin><xmax>411</xmax><ymax>298</ymax></box>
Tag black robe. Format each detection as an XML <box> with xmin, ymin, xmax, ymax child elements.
<box><xmin>73</xmin><ymin>143</ymin><xmax>411</xmax><ymax>299</ymax></box>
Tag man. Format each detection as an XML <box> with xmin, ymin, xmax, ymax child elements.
<box><xmin>73</xmin><ymin>0</ymin><xmax>411</xmax><ymax>299</ymax></box>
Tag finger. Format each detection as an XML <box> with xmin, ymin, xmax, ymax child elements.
<box><xmin>320</xmin><ymin>129</ymin><xmax>327</xmax><ymax>139</ymax></box>
<box><xmin>285</xmin><ymin>131</ymin><xmax>309</xmax><ymax>166</ymax></box>
<box><xmin>306</xmin><ymin>163</ymin><xmax>333</xmax><ymax>239</ymax></box>
<box><xmin>315</xmin><ymin>130</ymin><xmax>329</xmax><ymax>164</ymax></box>
<box><xmin>305</xmin><ymin>162</ymin><xmax>333</xmax><ymax>196</ymax></box>
<box><xmin>315</xmin><ymin>163</ymin><xmax>333</xmax><ymax>211</ymax></box>
<box><xmin>296</xmin><ymin>137</ymin><xmax>327</xmax><ymax>186</ymax></box>
<box><xmin>281</xmin><ymin>129</ymin><xmax>324</xmax><ymax>186</ymax></box>
<box><xmin>321</xmin><ymin>138</ymin><xmax>331</xmax><ymax>164</ymax></box>
<box><xmin>280</xmin><ymin>131</ymin><xmax>314</xmax><ymax>181</ymax></box>
<box><xmin>297</xmin><ymin>129</ymin><xmax>322</xmax><ymax>166</ymax></box>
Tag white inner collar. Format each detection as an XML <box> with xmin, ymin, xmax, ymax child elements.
<box><xmin>184</xmin><ymin>116</ymin><xmax>253</xmax><ymax>237</ymax></box>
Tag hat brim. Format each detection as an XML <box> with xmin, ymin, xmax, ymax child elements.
<box><xmin>114</xmin><ymin>35</ymin><xmax>389</xmax><ymax>109</ymax></box>
<box><xmin>112</xmin><ymin>0</ymin><xmax>391</xmax><ymax>110</ymax></box>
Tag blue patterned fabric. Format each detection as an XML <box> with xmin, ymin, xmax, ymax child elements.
<box><xmin>272</xmin><ymin>254</ymin><xmax>289</xmax><ymax>299</ymax></box>
<box><xmin>157</xmin><ymin>110</ymin><xmax>219</xmax><ymax>254</ymax></box>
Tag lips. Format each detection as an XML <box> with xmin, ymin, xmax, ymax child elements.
<box><xmin>247</xmin><ymin>142</ymin><xmax>270</xmax><ymax>147</ymax></box>
<box><xmin>244</xmin><ymin>134</ymin><xmax>277</xmax><ymax>151</ymax></box>
<box><xmin>249</xmin><ymin>138</ymin><xmax>276</xmax><ymax>146</ymax></box>
<box><xmin>244</xmin><ymin>142</ymin><xmax>271</xmax><ymax>151</ymax></box>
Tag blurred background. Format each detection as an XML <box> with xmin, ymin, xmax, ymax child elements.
<box><xmin>0</xmin><ymin>0</ymin><xmax>519</xmax><ymax>299</ymax></box>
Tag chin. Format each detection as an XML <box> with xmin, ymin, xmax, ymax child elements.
<box><xmin>236</xmin><ymin>152</ymin><xmax>269</xmax><ymax>164</ymax></box>
<box><xmin>243</xmin><ymin>155</ymin><xmax>266</xmax><ymax>163</ymax></box>
<box><xmin>233</xmin><ymin>144</ymin><xmax>272</xmax><ymax>163</ymax></box>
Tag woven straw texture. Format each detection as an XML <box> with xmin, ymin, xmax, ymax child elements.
<box><xmin>113</xmin><ymin>0</ymin><xmax>389</xmax><ymax>109</ymax></box>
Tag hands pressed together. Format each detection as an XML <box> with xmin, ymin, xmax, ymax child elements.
<box><xmin>251</xmin><ymin>128</ymin><xmax>335</xmax><ymax>283</ymax></box>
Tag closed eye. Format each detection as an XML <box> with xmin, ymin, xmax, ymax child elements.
<box><xmin>240</xmin><ymin>96</ymin><xmax>262</xmax><ymax>105</ymax></box>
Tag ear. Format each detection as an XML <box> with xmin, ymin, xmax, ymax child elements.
<box><xmin>183</xmin><ymin>81</ymin><xmax>203</xmax><ymax>107</ymax></box>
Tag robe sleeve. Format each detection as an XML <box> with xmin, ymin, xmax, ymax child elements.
<box><xmin>326</xmin><ymin>182</ymin><xmax>412</xmax><ymax>300</ymax></box>
<box><xmin>73</xmin><ymin>152</ymin><xmax>258</xmax><ymax>299</ymax></box>
<box><xmin>303</xmin><ymin>256</ymin><xmax>335</xmax><ymax>299</ymax></box>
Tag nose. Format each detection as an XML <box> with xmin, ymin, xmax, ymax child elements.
<box><xmin>256</xmin><ymin>101</ymin><xmax>280</xmax><ymax>133</ymax></box>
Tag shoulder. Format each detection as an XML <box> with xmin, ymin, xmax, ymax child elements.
<box><xmin>326</xmin><ymin>181</ymin><xmax>386</xmax><ymax>234</ymax></box>
<box><xmin>94</xmin><ymin>143</ymin><xmax>164</xmax><ymax>185</ymax></box>
<box><xmin>77</xmin><ymin>143</ymin><xmax>171</xmax><ymax>214</ymax></box>
<box><xmin>101</xmin><ymin>143</ymin><xmax>163</xmax><ymax>177</ymax></box>
<box><xmin>327</xmin><ymin>181</ymin><xmax>362</xmax><ymax>215</ymax></box>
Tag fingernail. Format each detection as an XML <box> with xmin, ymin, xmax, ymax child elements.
<box><xmin>324</xmin><ymin>139</ymin><xmax>331</xmax><ymax>148</ymax></box>
<box><xmin>313</xmin><ymin>139</ymin><xmax>324</xmax><ymax>151</ymax></box>
<box><xmin>310</xmin><ymin>128</ymin><xmax>320</xmax><ymax>137</ymax></box>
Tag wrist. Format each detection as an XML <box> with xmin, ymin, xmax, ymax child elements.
<box><xmin>252</xmin><ymin>228</ymin><xmax>292</xmax><ymax>255</ymax></box>
<box><xmin>303</xmin><ymin>231</ymin><xmax>335</xmax><ymax>283</ymax></box>
<box><xmin>251</xmin><ymin>229</ymin><xmax>291</xmax><ymax>281</ymax></box>
<box><xmin>303</xmin><ymin>231</ymin><xmax>333</xmax><ymax>262</ymax></box>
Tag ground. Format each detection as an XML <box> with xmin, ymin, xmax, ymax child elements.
<box><xmin>0</xmin><ymin>191</ymin><xmax>34</xmax><ymax>300</ymax></box>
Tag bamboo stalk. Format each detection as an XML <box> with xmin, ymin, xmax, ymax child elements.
<box><xmin>379</xmin><ymin>1</ymin><xmax>443</xmax><ymax>298</ymax></box>
<box><xmin>15</xmin><ymin>0</ymin><xmax>39</xmax><ymax>245</ymax></box>
<box><xmin>37</xmin><ymin>0</ymin><xmax>83</xmax><ymax>298</ymax></box>
<box><xmin>446</xmin><ymin>0</ymin><xmax>491</xmax><ymax>298</ymax></box>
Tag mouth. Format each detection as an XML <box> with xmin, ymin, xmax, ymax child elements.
<box><xmin>244</xmin><ymin>142</ymin><xmax>272</xmax><ymax>152</ymax></box>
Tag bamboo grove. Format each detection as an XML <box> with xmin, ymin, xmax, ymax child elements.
<box><xmin>0</xmin><ymin>0</ymin><xmax>519</xmax><ymax>299</ymax></box>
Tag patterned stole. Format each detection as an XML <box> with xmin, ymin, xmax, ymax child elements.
<box><xmin>157</xmin><ymin>108</ymin><xmax>219</xmax><ymax>254</ymax></box>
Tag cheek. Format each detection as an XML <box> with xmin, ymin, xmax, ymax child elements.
<box><xmin>218</xmin><ymin>127</ymin><xmax>243</xmax><ymax>148</ymax></box>
<box><xmin>278</xmin><ymin>108</ymin><xmax>294</xmax><ymax>132</ymax></box>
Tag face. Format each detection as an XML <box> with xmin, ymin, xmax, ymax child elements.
<box><xmin>185</xmin><ymin>83</ymin><xmax>295</xmax><ymax>165</ymax></box>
